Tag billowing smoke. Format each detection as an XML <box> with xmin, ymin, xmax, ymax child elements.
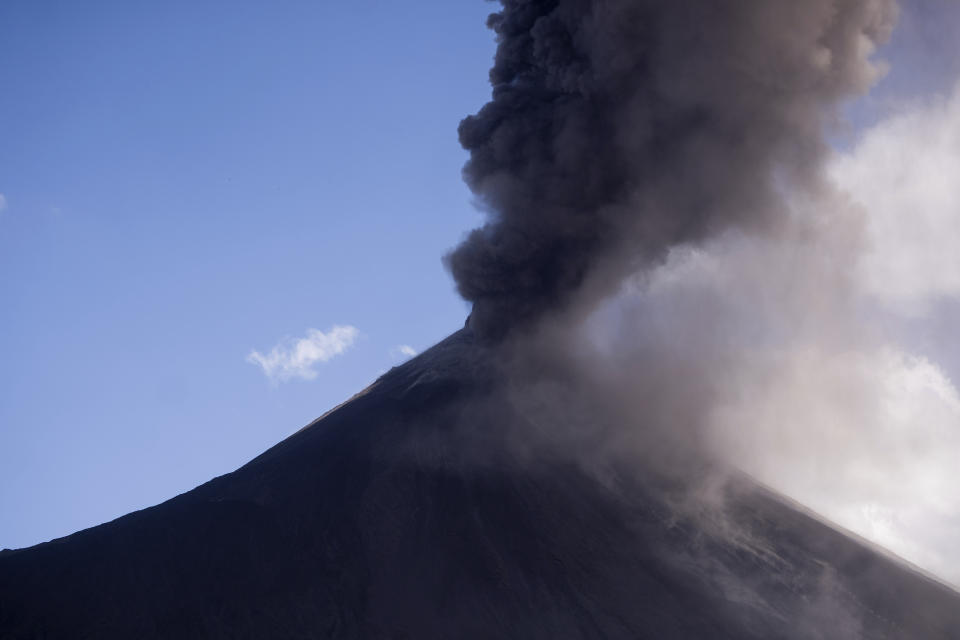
<box><xmin>443</xmin><ymin>0</ymin><xmax>960</xmax><ymax>591</ymax></box>
<box><xmin>447</xmin><ymin>0</ymin><xmax>897</xmax><ymax>341</ymax></box>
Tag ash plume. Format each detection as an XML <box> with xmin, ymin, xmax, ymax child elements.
<box><xmin>447</xmin><ymin>0</ymin><xmax>896</xmax><ymax>341</ymax></box>
<box><xmin>442</xmin><ymin>0</ymin><xmax>960</xmax><ymax>589</ymax></box>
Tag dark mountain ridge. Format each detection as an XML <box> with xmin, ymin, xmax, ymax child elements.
<box><xmin>2</xmin><ymin>329</ymin><xmax>959</xmax><ymax>639</ymax></box>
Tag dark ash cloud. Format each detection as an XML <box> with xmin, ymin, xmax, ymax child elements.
<box><xmin>446</xmin><ymin>0</ymin><xmax>897</xmax><ymax>341</ymax></box>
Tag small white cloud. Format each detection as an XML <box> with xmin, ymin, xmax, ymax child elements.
<box><xmin>392</xmin><ymin>344</ymin><xmax>418</xmax><ymax>359</ymax></box>
<box><xmin>0</xmin><ymin>194</ymin><xmax>7</xmax><ymax>212</ymax></box>
<box><xmin>248</xmin><ymin>325</ymin><xmax>359</xmax><ymax>383</ymax></box>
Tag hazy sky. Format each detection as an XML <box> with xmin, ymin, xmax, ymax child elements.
<box><xmin>2</xmin><ymin>0</ymin><xmax>959</xmax><ymax>588</ymax></box>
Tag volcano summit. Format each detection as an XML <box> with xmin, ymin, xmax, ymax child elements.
<box><xmin>2</xmin><ymin>329</ymin><xmax>959</xmax><ymax>638</ymax></box>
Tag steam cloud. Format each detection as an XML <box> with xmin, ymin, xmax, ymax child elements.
<box><xmin>445</xmin><ymin>0</ymin><xmax>960</xmax><ymax>590</ymax></box>
<box><xmin>447</xmin><ymin>0</ymin><xmax>896</xmax><ymax>341</ymax></box>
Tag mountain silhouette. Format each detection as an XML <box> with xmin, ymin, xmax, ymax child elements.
<box><xmin>2</xmin><ymin>329</ymin><xmax>959</xmax><ymax>639</ymax></box>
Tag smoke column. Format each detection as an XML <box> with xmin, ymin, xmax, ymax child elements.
<box><xmin>444</xmin><ymin>0</ymin><xmax>960</xmax><ymax>587</ymax></box>
<box><xmin>447</xmin><ymin>0</ymin><xmax>897</xmax><ymax>341</ymax></box>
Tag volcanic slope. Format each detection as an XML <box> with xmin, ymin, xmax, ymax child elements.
<box><xmin>1</xmin><ymin>329</ymin><xmax>959</xmax><ymax>639</ymax></box>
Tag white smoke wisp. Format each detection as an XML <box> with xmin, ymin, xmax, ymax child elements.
<box><xmin>574</xmin><ymin>86</ymin><xmax>960</xmax><ymax>587</ymax></box>
<box><xmin>836</xmin><ymin>82</ymin><xmax>960</xmax><ymax>312</ymax></box>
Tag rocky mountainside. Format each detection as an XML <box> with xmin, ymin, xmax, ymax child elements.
<box><xmin>2</xmin><ymin>329</ymin><xmax>959</xmax><ymax>639</ymax></box>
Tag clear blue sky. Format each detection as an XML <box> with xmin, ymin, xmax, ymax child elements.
<box><xmin>2</xmin><ymin>1</ymin><xmax>958</xmax><ymax>552</ymax></box>
<box><xmin>0</xmin><ymin>0</ymin><xmax>492</xmax><ymax>549</ymax></box>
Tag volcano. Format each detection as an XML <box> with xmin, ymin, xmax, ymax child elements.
<box><xmin>1</xmin><ymin>328</ymin><xmax>958</xmax><ymax>639</ymax></box>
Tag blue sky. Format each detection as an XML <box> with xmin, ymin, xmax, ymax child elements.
<box><xmin>0</xmin><ymin>0</ymin><xmax>492</xmax><ymax>549</ymax></box>
<box><xmin>2</xmin><ymin>0</ymin><xmax>960</xmax><ymax>575</ymax></box>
